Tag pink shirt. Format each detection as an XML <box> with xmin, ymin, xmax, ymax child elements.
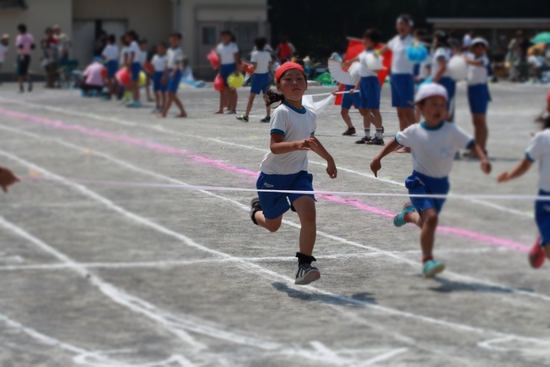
<box><xmin>16</xmin><ymin>33</ymin><xmax>35</xmax><ymax>55</ymax></box>
<box><xmin>84</xmin><ymin>63</ymin><xmax>105</xmax><ymax>86</ymax></box>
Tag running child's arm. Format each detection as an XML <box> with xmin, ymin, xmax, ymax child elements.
<box><xmin>370</xmin><ymin>138</ymin><xmax>400</xmax><ymax>177</ymax></box>
<box><xmin>497</xmin><ymin>158</ymin><xmax>532</xmax><ymax>183</ymax></box>
<box><xmin>269</xmin><ymin>133</ymin><xmax>317</xmax><ymax>154</ymax></box>
<box><xmin>469</xmin><ymin>143</ymin><xmax>492</xmax><ymax>174</ymax></box>
<box><xmin>309</xmin><ymin>135</ymin><xmax>337</xmax><ymax>179</ymax></box>
<box><xmin>234</xmin><ymin>52</ymin><xmax>241</xmax><ymax>75</ymax></box>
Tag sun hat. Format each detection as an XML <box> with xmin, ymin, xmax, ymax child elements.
<box><xmin>471</xmin><ymin>37</ymin><xmax>488</xmax><ymax>47</ymax></box>
<box><xmin>275</xmin><ymin>62</ymin><xmax>306</xmax><ymax>82</ymax></box>
<box><xmin>415</xmin><ymin>83</ymin><xmax>448</xmax><ymax>103</ymax></box>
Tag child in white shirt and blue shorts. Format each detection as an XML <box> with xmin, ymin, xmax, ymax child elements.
<box><xmin>215</xmin><ymin>31</ymin><xmax>240</xmax><ymax>114</ymax></box>
<box><xmin>151</xmin><ymin>42</ymin><xmax>168</xmax><ymax>113</ymax></box>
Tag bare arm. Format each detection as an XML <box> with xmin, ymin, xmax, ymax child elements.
<box><xmin>310</xmin><ymin>135</ymin><xmax>337</xmax><ymax>179</ymax></box>
<box><xmin>269</xmin><ymin>133</ymin><xmax>317</xmax><ymax>155</ymax></box>
<box><xmin>463</xmin><ymin>57</ymin><xmax>483</xmax><ymax>67</ymax></box>
<box><xmin>497</xmin><ymin>157</ymin><xmax>532</xmax><ymax>183</ymax></box>
<box><xmin>433</xmin><ymin>58</ymin><xmax>446</xmax><ymax>83</ymax></box>
<box><xmin>470</xmin><ymin>143</ymin><xmax>491</xmax><ymax>174</ymax></box>
<box><xmin>370</xmin><ymin>138</ymin><xmax>401</xmax><ymax>177</ymax></box>
<box><xmin>234</xmin><ymin>52</ymin><xmax>241</xmax><ymax>75</ymax></box>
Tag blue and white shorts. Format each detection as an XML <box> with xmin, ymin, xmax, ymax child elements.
<box><xmin>405</xmin><ymin>170</ymin><xmax>450</xmax><ymax>217</ymax></box>
<box><xmin>341</xmin><ymin>84</ymin><xmax>362</xmax><ymax>109</ymax></box>
<box><xmin>467</xmin><ymin>84</ymin><xmax>491</xmax><ymax>114</ymax></box>
<box><xmin>536</xmin><ymin>189</ymin><xmax>550</xmax><ymax>245</ymax></box>
<box><xmin>256</xmin><ymin>171</ymin><xmax>315</xmax><ymax>220</ymax></box>
<box><xmin>131</xmin><ymin>61</ymin><xmax>141</xmax><ymax>82</ymax></box>
<box><xmin>391</xmin><ymin>73</ymin><xmax>415</xmax><ymax>108</ymax></box>
<box><xmin>359</xmin><ymin>76</ymin><xmax>381</xmax><ymax>110</ymax></box>
<box><xmin>250</xmin><ymin>72</ymin><xmax>270</xmax><ymax>95</ymax></box>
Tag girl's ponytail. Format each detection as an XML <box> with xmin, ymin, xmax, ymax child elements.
<box><xmin>265</xmin><ymin>89</ymin><xmax>285</xmax><ymax>106</ymax></box>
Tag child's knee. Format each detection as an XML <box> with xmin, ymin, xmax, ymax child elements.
<box><xmin>423</xmin><ymin>211</ymin><xmax>438</xmax><ymax>226</ymax></box>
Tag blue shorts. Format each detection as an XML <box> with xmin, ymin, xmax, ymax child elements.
<box><xmin>250</xmin><ymin>72</ymin><xmax>270</xmax><ymax>95</ymax></box>
<box><xmin>153</xmin><ymin>71</ymin><xmax>166</xmax><ymax>92</ymax></box>
<box><xmin>468</xmin><ymin>84</ymin><xmax>491</xmax><ymax>114</ymax></box>
<box><xmin>256</xmin><ymin>171</ymin><xmax>315</xmax><ymax>220</ymax></box>
<box><xmin>220</xmin><ymin>63</ymin><xmax>236</xmax><ymax>87</ymax></box>
<box><xmin>341</xmin><ymin>84</ymin><xmax>362</xmax><ymax>109</ymax></box>
<box><xmin>536</xmin><ymin>190</ymin><xmax>550</xmax><ymax>245</ymax></box>
<box><xmin>390</xmin><ymin>73</ymin><xmax>415</xmax><ymax>108</ymax></box>
<box><xmin>131</xmin><ymin>62</ymin><xmax>141</xmax><ymax>82</ymax></box>
<box><xmin>107</xmin><ymin>60</ymin><xmax>118</xmax><ymax>78</ymax></box>
<box><xmin>166</xmin><ymin>69</ymin><xmax>181</xmax><ymax>92</ymax></box>
<box><xmin>359</xmin><ymin>76</ymin><xmax>381</xmax><ymax>109</ymax></box>
<box><xmin>406</xmin><ymin>171</ymin><xmax>450</xmax><ymax>217</ymax></box>
<box><xmin>437</xmin><ymin>77</ymin><xmax>456</xmax><ymax>112</ymax></box>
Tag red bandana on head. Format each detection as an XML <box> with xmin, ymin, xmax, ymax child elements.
<box><xmin>275</xmin><ymin>62</ymin><xmax>306</xmax><ymax>82</ymax></box>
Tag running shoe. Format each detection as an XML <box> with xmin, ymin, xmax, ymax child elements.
<box><xmin>295</xmin><ymin>263</ymin><xmax>321</xmax><ymax>285</ymax></box>
<box><xmin>394</xmin><ymin>202</ymin><xmax>416</xmax><ymax>227</ymax></box>
<box><xmin>367</xmin><ymin>137</ymin><xmax>385</xmax><ymax>146</ymax></box>
<box><xmin>250</xmin><ymin>197</ymin><xmax>262</xmax><ymax>225</ymax></box>
<box><xmin>342</xmin><ymin>127</ymin><xmax>356</xmax><ymax>136</ymax></box>
<box><xmin>260</xmin><ymin>116</ymin><xmax>271</xmax><ymax>123</ymax></box>
<box><xmin>126</xmin><ymin>100</ymin><xmax>142</xmax><ymax>108</ymax></box>
<box><xmin>529</xmin><ymin>237</ymin><xmax>545</xmax><ymax>269</ymax></box>
<box><xmin>423</xmin><ymin>260</ymin><xmax>445</xmax><ymax>278</ymax></box>
<box><xmin>236</xmin><ymin>115</ymin><xmax>249</xmax><ymax>122</ymax></box>
<box><xmin>355</xmin><ymin>136</ymin><xmax>372</xmax><ymax>144</ymax></box>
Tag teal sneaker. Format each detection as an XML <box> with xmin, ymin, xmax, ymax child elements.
<box><xmin>393</xmin><ymin>202</ymin><xmax>416</xmax><ymax>227</ymax></box>
<box><xmin>423</xmin><ymin>260</ymin><xmax>445</xmax><ymax>278</ymax></box>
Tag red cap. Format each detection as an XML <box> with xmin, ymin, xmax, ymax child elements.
<box><xmin>275</xmin><ymin>62</ymin><xmax>306</xmax><ymax>82</ymax></box>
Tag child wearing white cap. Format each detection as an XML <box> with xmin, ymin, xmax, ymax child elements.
<box><xmin>464</xmin><ymin>38</ymin><xmax>491</xmax><ymax>156</ymax></box>
<box><xmin>370</xmin><ymin>83</ymin><xmax>491</xmax><ymax>278</ymax></box>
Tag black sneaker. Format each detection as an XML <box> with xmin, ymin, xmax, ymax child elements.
<box><xmin>236</xmin><ymin>115</ymin><xmax>249</xmax><ymax>122</ymax></box>
<box><xmin>367</xmin><ymin>137</ymin><xmax>385</xmax><ymax>146</ymax></box>
<box><xmin>250</xmin><ymin>197</ymin><xmax>262</xmax><ymax>225</ymax></box>
<box><xmin>355</xmin><ymin>136</ymin><xmax>372</xmax><ymax>144</ymax></box>
<box><xmin>260</xmin><ymin>116</ymin><xmax>271</xmax><ymax>123</ymax></box>
<box><xmin>295</xmin><ymin>263</ymin><xmax>321</xmax><ymax>285</ymax></box>
<box><xmin>342</xmin><ymin>127</ymin><xmax>356</xmax><ymax>136</ymax></box>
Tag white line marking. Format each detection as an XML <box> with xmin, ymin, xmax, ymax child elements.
<box><xmin>0</xmin><ymin>98</ymin><xmax>532</xmax><ymax>218</ymax></box>
<box><xmin>0</xmin><ymin>149</ymin><xmax>548</xmax><ymax>348</ymax></box>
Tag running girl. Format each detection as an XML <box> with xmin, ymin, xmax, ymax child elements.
<box><xmin>370</xmin><ymin>84</ymin><xmax>491</xmax><ymax>277</ymax></box>
<box><xmin>249</xmin><ymin>62</ymin><xmax>337</xmax><ymax>285</ymax></box>
<box><xmin>497</xmin><ymin>97</ymin><xmax>550</xmax><ymax>269</ymax></box>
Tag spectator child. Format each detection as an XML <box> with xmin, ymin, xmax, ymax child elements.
<box><xmin>124</xmin><ymin>30</ymin><xmax>141</xmax><ymax>107</ymax></box>
<box><xmin>214</xmin><ymin>30</ymin><xmax>240</xmax><ymax>114</ymax></box>
<box><xmin>81</xmin><ymin>57</ymin><xmax>105</xmax><ymax>96</ymax></box>
<box><xmin>0</xmin><ymin>34</ymin><xmax>8</xmax><ymax>80</ymax></box>
<box><xmin>15</xmin><ymin>23</ymin><xmax>35</xmax><ymax>93</ymax></box>
<box><xmin>151</xmin><ymin>42</ymin><xmax>168</xmax><ymax>113</ymax></box>
<box><xmin>159</xmin><ymin>32</ymin><xmax>187</xmax><ymax>118</ymax></box>
<box><xmin>101</xmin><ymin>34</ymin><xmax>119</xmax><ymax>99</ymax></box>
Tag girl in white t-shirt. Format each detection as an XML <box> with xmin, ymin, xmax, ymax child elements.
<box><xmin>214</xmin><ymin>30</ymin><xmax>240</xmax><ymax>114</ymax></box>
<box><xmin>376</xmin><ymin>14</ymin><xmax>416</xmax><ymax>153</ymax></box>
<box><xmin>498</xmin><ymin>99</ymin><xmax>550</xmax><ymax>269</ymax></box>
<box><xmin>250</xmin><ymin>62</ymin><xmax>337</xmax><ymax>285</ymax></box>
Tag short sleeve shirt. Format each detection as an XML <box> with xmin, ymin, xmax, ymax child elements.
<box><xmin>16</xmin><ymin>33</ymin><xmax>34</xmax><ymax>55</ymax></box>
<box><xmin>260</xmin><ymin>102</ymin><xmax>317</xmax><ymax>175</ymax></box>
<box><xmin>127</xmin><ymin>41</ymin><xmax>141</xmax><ymax>63</ymax></box>
<box><xmin>387</xmin><ymin>34</ymin><xmax>415</xmax><ymax>74</ymax></box>
<box><xmin>526</xmin><ymin>129</ymin><xmax>550</xmax><ymax>192</ymax></box>
<box><xmin>102</xmin><ymin>44</ymin><xmax>119</xmax><ymax>61</ymax></box>
<box><xmin>250</xmin><ymin>50</ymin><xmax>271</xmax><ymax>74</ymax></box>
<box><xmin>151</xmin><ymin>54</ymin><xmax>167</xmax><ymax>72</ymax></box>
<box><xmin>395</xmin><ymin>121</ymin><xmax>474</xmax><ymax>178</ymax></box>
<box><xmin>466</xmin><ymin>53</ymin><xmax>489</xmax><ymax>85</ymax></box>
<box><xmin>431</xmin><ymin>47</ymin><xmax>451</xmax><ymax>78</ymax></box>
<box><xmin>216</xmin><ymin>42</ymin><xmax>239</xmax><ymax>65</ymax></box>
<box><xmin>358</xmin><ymin>49</ymin><xmax>377</xmax><ymax>77</ymax></box>
<box><xmin>167</xmin><ymin>47</ymin><xmax>184</xmax><ymax>69</ymax></box>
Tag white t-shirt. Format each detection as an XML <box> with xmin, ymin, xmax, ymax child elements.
<box><xmin>260</xmin><ymin>102</ymin><xmax>317</xmax><ymax>175</ymax></box>
<box><xmin>216</xmin><ymin>42</ymin><xmax>239</xmax><ymax>65</ymax></box>
<box><xmin>431</xmin><ymin>47</ymin><xmax>451</xmax><ymax>78</ymax></box>
<box><xmin>526</xmin><ymin>129</ymin><xmax>550</xmax><ymax>192</ymax></box>
<box><xmin>463</xmin><ymin>34</ymin><xmax>472</xmax><ymax>48</ymax></box>
<box><xmin>127</xmin><ymin>41</ymin><xmax>141</xmax><ymax>63</ymax></box>
<box><xmin>151</xmin><ymin>54</ymin><xmax>167</xmax><ymax>72</ymax></box>
<box><xmin>102</xmin><ymin>44</ymin><xmax>119</xmax><ymax>61</ymax></box>
<box><xmin>467</xmin><ymin>53</ymin><xmax>489</xmax><ymax>85</ymax></box>
<box><xmin>395</xmin><ymin>121</ymin><xmax>474</xmax><ymax>178</ymax></box>
<box><xmin>358</xmin><ymin>49</ymin><xmax>377</xmax><ymax>77</ymax></box>
<box><xmin>139</xmin><ymin>50</ymin><xmax>148</xmax><ymax>65</ymax></box>
<box><xmin>0</xmin><ymin>44</ymin><xmax>8</xmax><ymax>63</ymax></box>
<box><xmin>251</xmin><ymin>50</ymin><xmax>271</xmax><ymax>74</ymax></box>
<box><xmin>387</xmin><ymin>34</ymin><xmax>415</xmax><ymax>74</ymax></box>
<box><xmin>167</xmin><ymin>47</ymin><xmax>184</xmax><ymax>69</ymax></box>
<box><xmin>119</xmin><ymin>46</ymin><xmax>128</xmax><ymax>65</ymax></box>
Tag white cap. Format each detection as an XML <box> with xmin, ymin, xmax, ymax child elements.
<box><xmin>471</xmin><ymin>37</ymin><xmax>488</xmax><ymax>47</ymax></box>
<box><xmin>415</xmin><ymin>83</ymin><xmax>448</xmax><ymax>103</ymax></box>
